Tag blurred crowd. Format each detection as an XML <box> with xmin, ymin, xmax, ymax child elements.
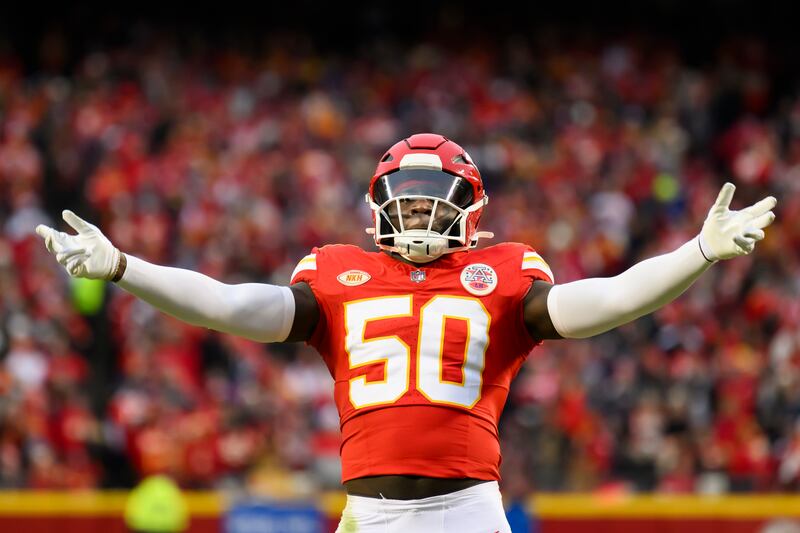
<box><xmin>0</xmin><ymin>27</ymin><xmax>799</xmax><ymax>496</ymax></box>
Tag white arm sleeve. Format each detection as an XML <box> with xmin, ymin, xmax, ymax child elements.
<box><xmin>117</xmin><ymin>255</ymin><xmax>295</xmax><ymax>342</ymax></box>
<box><xmin>546</xmin><ymin>236</ymin><xmax>713</xmax><ymax>339</ymax></box>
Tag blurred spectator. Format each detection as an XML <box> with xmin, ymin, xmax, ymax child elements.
<box><xmin>0</xmin><ymin>22</ymin><xmax>797</xmax><ymax>495</ymax></box>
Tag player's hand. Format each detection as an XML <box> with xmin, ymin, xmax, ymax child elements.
<box><xmin>35</xmin><ymin>210</ymin><xmax>122</xmax><ymax>280</ymax></box>
<box><xmin>699</xmin><ymin>182</ymin><xmax>777</xmax><ymax>262</ymax></box>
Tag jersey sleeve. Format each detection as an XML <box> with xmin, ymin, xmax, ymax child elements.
<box><xmin>521</xmin><ymin>247</ymin><xmax>555</xmax><ymax>283</ymax></box>
<box><xmin>289</xmin><ymin>247</ymin><xmax>330</xmax><ymax>350</ymax></box>
<box><xmin>290</xmin><ymin>248</ymin><xmax>319</xmax><ymax>285</ymax></box>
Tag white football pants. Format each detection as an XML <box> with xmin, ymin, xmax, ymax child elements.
<box><xmin>335</xmin><ymin>481</ymin><xmax>512</xmax><ymax>533</ymax></box>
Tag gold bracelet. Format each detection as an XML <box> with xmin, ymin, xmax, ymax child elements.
<box><xmin>110</xmin><ymin>251</ymin><xmax>127</xmax><ymax>282</ymax></box>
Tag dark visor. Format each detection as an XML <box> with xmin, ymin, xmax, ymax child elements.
<box><xmin>373</xmin><ymin>169</ymin><xmax>474</xmax><ymax>209</ymax></box>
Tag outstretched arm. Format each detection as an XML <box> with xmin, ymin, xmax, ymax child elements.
<box><xmin>525</xmin><ymin>183</ymin><xmax>776</xmax><ymax>340</ymax></box>
<box><xmin>36</xmin><ymin>211</ymin><xmax>319</xmax><ymax>343</ymax></box>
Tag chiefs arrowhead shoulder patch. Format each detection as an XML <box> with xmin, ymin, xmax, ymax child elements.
<box><xmin>460</xmin><ymin>263</ymin><xmax>498</xmax><ymax>296</ymax></box>
<box><xmin>337</xmin><ymin>270</ymin><xmax>371</xmax><ymax>286</ymax></box>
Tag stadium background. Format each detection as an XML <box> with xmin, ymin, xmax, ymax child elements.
<box><xmin>1</xmin><ymin>1</ymin><xmax>799</xmax><ymax>531</ymax></box>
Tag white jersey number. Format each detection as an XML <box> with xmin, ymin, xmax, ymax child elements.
<box><xmin>344</xmin><ymin>295</ymin><xmax>490</xmax><ymax>409</ymax></box>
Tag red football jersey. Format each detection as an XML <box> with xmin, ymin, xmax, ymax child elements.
<box><xmin>291</xmin><ymin>243</ymin><xmax>554</xmax><ymax>482</ymax></box>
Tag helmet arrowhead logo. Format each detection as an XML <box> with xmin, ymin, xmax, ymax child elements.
<box><xmin>460</xmin><ymin>263</ymin><xmax>498</xmax><ymax>296</ymax></box>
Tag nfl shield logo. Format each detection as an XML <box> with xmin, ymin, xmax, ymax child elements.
<box><xmin>410</xmin><ymin>270</ymin><xmax>426</xmax><ymax>283</ymax></box>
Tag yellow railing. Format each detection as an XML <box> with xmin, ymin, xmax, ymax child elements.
<box><xmin>529</xmin><ymin>494</ymin><xmax>800</xmax><ymax>518</ymax></box>
<box><xmin>1</xmin><ymin>491</ymin><xmax>799</xmax><ymax>518</ymax></box>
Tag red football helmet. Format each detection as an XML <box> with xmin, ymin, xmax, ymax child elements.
<box><xmin>366</xmin><ymin>133</ymin><xmax>492</xmax><ymax>263</ymax></box>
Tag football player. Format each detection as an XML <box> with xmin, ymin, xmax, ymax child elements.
<box><xmin>36</xmin><ymin>133</ymin><xmax>777</xmax><ymax>532</ymax></box>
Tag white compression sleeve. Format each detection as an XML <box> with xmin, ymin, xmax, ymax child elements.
<box><xmin>117</xmin><ymin>255</ymin><xmax>295</xmax><ymax>342</ymax></box>
<box><xmin>546</xmin><ymin>236</ymin><xmax>714</xmax><ymax>339</ymax></box>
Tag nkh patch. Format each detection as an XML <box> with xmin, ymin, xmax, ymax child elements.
<box><xmin>460</xmin><ymin>263</ymin><xmax>498</xmax><ymax>296</ymax></box>
<box><xmin>337</xmin><ymin>270</ymin><xmax>371</xmax><ymax>286</ymax></box>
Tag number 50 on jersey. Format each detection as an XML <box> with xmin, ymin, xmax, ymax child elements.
<box><xmin>345</xmin><ymin>295</ymin><xmax>490</xmax><ymax>410</ymax></box>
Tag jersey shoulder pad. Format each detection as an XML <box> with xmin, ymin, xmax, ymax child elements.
<box><xmin>483</xmin><ymin>242</ymin><xmax>554</xmax><ymax>283</ymax></box>
<box><xmin>290</xmin><ymin>245</ymin><xmax>370</xmax><ymax>284</ymax></box>
<box><xmin>519</xmin><ymin>244</ymin><xmax>554</xmax><ymax>283</ymax></box>
<box><xmin>315</xmin><ymin>243</ymin><xmax>366</xmax><ymax>258</ymax></box>
<box><xmin>290</xmin><ymin>247</ymin><xmax>320</xmax><ymax>284</ymax></box>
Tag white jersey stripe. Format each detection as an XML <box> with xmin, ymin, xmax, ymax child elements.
<box><xmin>522</xmin><ymin>253</ymin><xmax>554</xmax><ymax>282</ymax></box>
<box><xmin>291</xmin><ymin>254</ymin><xmax>317</xmax><ymax>282</ymax></box>
<box><xmin>523</xmin><ymin>251</ymin><xmax>545</xmax><ymax>261</ymax></box>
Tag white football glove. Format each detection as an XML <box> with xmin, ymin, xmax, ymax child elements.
<box><xmin>35</xmin><ymin>210</ymin><xmax>122</xmax><ymax>280</ymax></box>
<box><xmin>698</xmin><ymin>182</ymin><xmax>777</xmax><ymax>262</ymax></box>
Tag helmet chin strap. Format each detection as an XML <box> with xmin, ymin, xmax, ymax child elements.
<box><xmin>392</xmin><ymin>230</ymin><xmax>448</xmax><ymax>263</ymax></box>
